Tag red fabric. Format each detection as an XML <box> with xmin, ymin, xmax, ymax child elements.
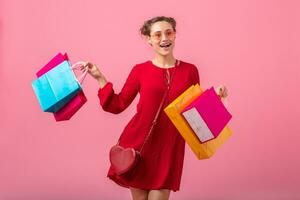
<box><xmin>98</xmin><ymin>60</ymin><xmax>200</xmax><ymax>191</ymax></box>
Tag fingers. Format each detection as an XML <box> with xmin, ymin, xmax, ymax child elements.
<box><xmin>80</xmin><ymin>62</ymin><xmax>96</xmax><ymax>74</ymax></box>
<box><xmin>82</xmin><ymin>62</ymin><xmax>90</xmax><ymax>69</ymax></box>
<box><xmin>217</xmin><ymin>85</ymin><xmax>228</xmax><ymax>98</ymax></box>
<box><xmin>86</xmin><ymin>62</ymin><xmax>94</xmax><ymax>69</ymax></box>
<box><xmin>79</xmin><ymin>64</ymin><xmax>86</xmax><ymax>70</ymax></box>
<box><xmin>219</xmin><ymin>86</ymin><xmax>228</xmax><ymax>98</ymax></box>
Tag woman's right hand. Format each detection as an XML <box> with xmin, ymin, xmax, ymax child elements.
<box><xmin>83</xmin><ymin>62</ymin><xmax>108</xmax><ymax>88</ymax></box>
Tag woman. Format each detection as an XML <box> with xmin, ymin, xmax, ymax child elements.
<box><xmin>84</xmin><ymin>16</ymin><xmax>228</xmax><ymax>200</ymax></box>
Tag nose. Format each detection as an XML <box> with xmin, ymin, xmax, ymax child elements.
<box><xmin>161</xmin><ymin>33</ymin><xmax>168</xmax><ymax>41</ymax></box>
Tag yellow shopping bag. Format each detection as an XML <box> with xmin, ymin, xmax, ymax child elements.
<box><xmin>164</xmin><ymin>84</ymin><xmax>232</xmax><ymax>159</ymax></box>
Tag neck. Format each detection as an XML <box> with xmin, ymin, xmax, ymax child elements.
<box><xmin>152</xmin><ymin>53</ymin><xmax>176</xmax><ymax>68</ymax></box>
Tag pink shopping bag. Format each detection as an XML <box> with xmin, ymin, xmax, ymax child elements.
<box><xmin>182</xmin><ymin>87</ymin><xmax>232</xmax><ymax>143</ymax></box>
<box><xmin>36</xmin><ymin>53</ymin><xmax>69</xmax><ymax>77</ymax></box>
<box><xmin>36</xmin><ymin>53</ymin><xmax>87</xmax><ymax>121</ymax></box>
<box><xmin>53</xmin><ymin>91</ymin><xmax>87</xmax><ymax>121</ymax></box>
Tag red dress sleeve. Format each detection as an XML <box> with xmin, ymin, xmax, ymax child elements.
<box><xmin>97</xmin><ymin>65</ymin><xmax>140</xmax><ymax>114</ymax></box>
<box><xmin>191</xmin><ymin>64</ymin><xmax>200</xmax><ymax>85</ymax></box>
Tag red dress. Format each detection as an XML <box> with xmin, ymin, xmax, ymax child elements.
<box><xmin>98</xmin><ymin>60</ymin><xmax>200</xmax><ymax>191</ymax></box>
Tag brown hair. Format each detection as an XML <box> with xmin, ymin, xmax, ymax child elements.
<box><xmin>139</xmin><ymin>16</ymin><xmax>177</xmax><ymax>37</ymax></box>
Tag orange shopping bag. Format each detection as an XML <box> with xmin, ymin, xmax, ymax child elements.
<box><xmin>164</xmin><ymin>84</ymin><xmax>232</xmax><ymax>159</ymax></box>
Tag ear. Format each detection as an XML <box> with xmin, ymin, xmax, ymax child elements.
<box><xmin>147</xmin><ymin>36</ymin><xmax>152</xmax><ymax>46</ymax></box>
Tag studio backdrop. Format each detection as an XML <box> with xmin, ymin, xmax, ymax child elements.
<box><xmin>1</xmin><ymin>0</ymin><xmax>299</xmax><ymax>199</ymax></box>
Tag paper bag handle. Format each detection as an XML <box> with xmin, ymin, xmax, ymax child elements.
<box><xmin>71</xmin><ymin>61</ymin><xmax>88</xmax><ymax>84</ymax></box>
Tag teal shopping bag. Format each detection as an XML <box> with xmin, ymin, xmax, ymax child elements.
<box><xmin>32</xmin><ymin>60</ymin><xmax>84</xmax><ymax>112</ymax></box>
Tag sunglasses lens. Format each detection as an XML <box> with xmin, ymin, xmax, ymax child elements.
<box><xmin>153</xmin><ymin>33</ymin><xmax>161</xmax><ymax>40</ymax></box>
<box><xmin>151</xmin><ymin>30</ymin><xmax>175</xmax><ymax>41</ymax></box>
<box><xmin>166</xmin><ymin>30</ymin><xmax>175</xmax><ymax>39</ymax></box>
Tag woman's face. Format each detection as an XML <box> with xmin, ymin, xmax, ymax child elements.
<box><xmin>147</xmin><ymin>21</ymin><xmax>176</xmax><ymax>57</ymax></box>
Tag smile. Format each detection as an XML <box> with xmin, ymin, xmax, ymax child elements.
<box><xmin>159</xmin><ymin>43</ymin><xmax>172</xmax><ymax>48</ymax></box>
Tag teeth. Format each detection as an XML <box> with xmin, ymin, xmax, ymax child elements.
<box><xmin>160</xmin><ymin>43</ymin><xmax>171</xmax><ymax>47</ymax></box>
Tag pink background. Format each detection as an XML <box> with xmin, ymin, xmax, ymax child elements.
<box><xmin>1</xmin><ymin>0</ymin><xmax>300</xmax><ymax>199</ymax></box>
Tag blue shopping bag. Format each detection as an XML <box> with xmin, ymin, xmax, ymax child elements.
<box><xmin>32</xmin><ymin>60</ymin><xmax>85</xmax><ymax>112</ymax></box>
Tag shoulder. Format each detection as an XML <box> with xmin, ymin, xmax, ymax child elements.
<box><xmin>135</xmin><ymin>60</ymin><xmax>150</xmax><ymax>67</ymax></box>
<box><xmin>129</xmin><ymin>60</ymin><xmax>150</xmax><ymax>73</ymax></box>
<box><xmin>179</xmin><ymin>60</ymin><xmax>200</xmax><ymax>84</ymax></box>
<box><xmin>178</xmin><ymin>60</ymin><xmax>199</xmax><ymax>72</ymax></box>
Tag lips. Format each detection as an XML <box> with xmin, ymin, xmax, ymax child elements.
<box><xmin>159</xmin><ymin>43</ymin><xmax>172</xmax><ymax>48</ymax></box>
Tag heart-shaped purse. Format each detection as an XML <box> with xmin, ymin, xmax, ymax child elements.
<box><xmin>109</xmin><ymin>145</ymin><xmax>141</xmax><ymax>175</ymax></box>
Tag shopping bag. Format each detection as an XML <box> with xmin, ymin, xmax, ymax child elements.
<box><xmin>53</xmin><ymin>91</ymin><xmax>87</xmax><ymax>121</ymax></box>
<box><xmin>182</xmin><ymin>87</ymin><xmax>232</xmax><ymax>143</ymax></box>
<box><xmin>164</xmin><ymin>84</ymin><xmax>232</xmax><ymax>159</ymax></box>
<box><xmin>32</xmin><ymin>60</ymin><xmax>86</xmax><ymax>113</ymax></box>
<box><xmin>36</xmin><ymin>53</ymin><xmax>87</xmax><ymax>121</ymax></box>
<box><xmin>36</xmin><ymin>53</ymin><xmax>69</xmax><ymax>77</ymax></box>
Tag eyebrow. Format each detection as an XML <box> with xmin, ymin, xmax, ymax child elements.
<box><xmin>152</xmin><ymin>29</ymin><xmax>173</xmax><ymax>33</ymax></box>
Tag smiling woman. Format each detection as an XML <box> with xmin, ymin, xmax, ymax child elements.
<box><xmin>83</xmin><ymin>16</ymin><xmax>228</xmax><ymax>200</ymax></box>
<box><xmin>141</xmin><ymin>16</ymin><xmax>177</xmax><ymax>65</ymax></box>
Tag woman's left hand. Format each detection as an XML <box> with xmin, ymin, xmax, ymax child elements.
<box><xmin>215</xmin><ymin>85</ymin><xmax>228</xmax><ymax>99</ymax></box>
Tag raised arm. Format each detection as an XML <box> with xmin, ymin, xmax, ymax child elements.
<box><xmin>84</xmin><ymin>62</ymin><xmax>140</xmax><ymax>114</ymax></box>
<box><xmin>96</xmin><ymin>65</ymin><xmax>140</xmax><ymax>114</ymax></box>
